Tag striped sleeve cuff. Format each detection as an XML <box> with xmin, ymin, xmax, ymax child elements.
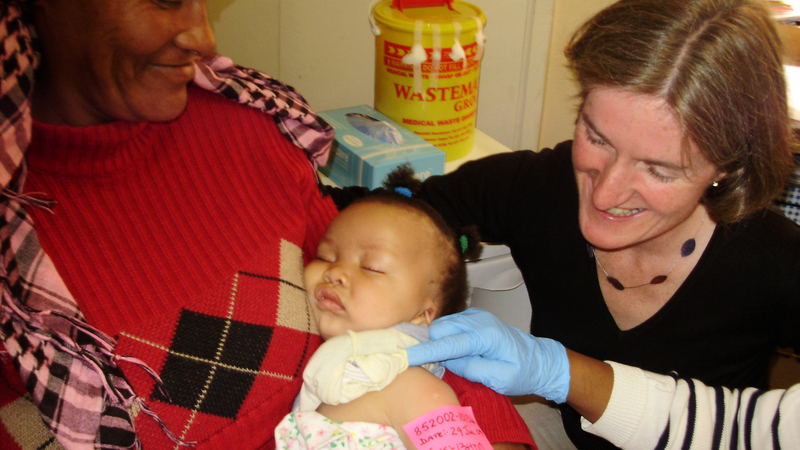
<box><xmin>580</xmin><ymin>361</ymin><xmax>669</xmax><ymax>448</ymax></box>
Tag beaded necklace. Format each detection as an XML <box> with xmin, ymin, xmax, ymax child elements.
<box><xmin>587</xmin><ymin>238</ymin><xmax>696</xmax><ymax>290</ymax></box>
<box><xmin>588</xmin><ymin>211</ymin><xmax>710</xmax><ymax>291</ymax></box>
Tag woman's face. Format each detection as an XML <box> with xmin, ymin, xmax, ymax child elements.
<box><xmin>33</xmin><ymin>0</ymin><xmax>216</xmax><ymax>126</ymax></box>
<box><xmin>573</xmin><ymin>88</ymin><xmax>722</xmax><ymax>251</ymax></box>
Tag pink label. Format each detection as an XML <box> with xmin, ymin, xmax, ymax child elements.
<box><xmin>402</xmin><ymin>405</ymin><xmax>492</xmax><ymax>450</ymax></box>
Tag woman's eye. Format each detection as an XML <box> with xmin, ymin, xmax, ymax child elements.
<box><xmin>586</xmin><ymin>132</ymin><xmax>605</xmax><ymax>146</ymax></box>
<box><xmin>647</xmin><ymin>165</ymin><xmax>676</xmax><ymax>182</ymax></box>
<box><xmin>153</xmin><ymin>0</ymin><xmax>183</xmax><ymax>8</ymax></box>
<box><xmin>586</xmin><ymin>128</ymin><xmax>609</xmax><ymax>147</ymax></box>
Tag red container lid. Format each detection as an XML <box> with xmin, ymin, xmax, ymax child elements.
<box><xmin>392</xmin><ymin>0</ymin><xmax>454</xmax><ymax>12</ymax></box>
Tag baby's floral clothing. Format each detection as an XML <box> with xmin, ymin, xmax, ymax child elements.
<box><xmin>276</xmin><ymin>411</ymin><xmax>403</xmax><ymax>450</ymax></box>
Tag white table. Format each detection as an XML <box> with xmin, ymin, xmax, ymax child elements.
<box><xmin>444</xmin><ymin>129</ymin><xmax>513</xmax><ymax>172</ymax></box>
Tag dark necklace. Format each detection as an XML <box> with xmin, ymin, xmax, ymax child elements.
<box><xmin>587</xmin><ymin>239</ymin><xmax>696</xmax><ymax>291</ymax></box>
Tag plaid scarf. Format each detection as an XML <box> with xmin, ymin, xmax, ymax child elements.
<box><xmin>0</xmin><ymin>3</ymin><xmax>333</xmax><ymax>449</ymax></box>
<box><xmin>193</xmin><ymin>55</ymin><xmax>333</xmax><ymax>169</ymax></box>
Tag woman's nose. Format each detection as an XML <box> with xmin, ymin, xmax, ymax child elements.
<box><xmin>591</xmin><ymin>160</ymin><xmax>635</xmax><ymax>210</ymax></box>
<box><xmin>175</xmin><ymin>1</ymin><xmax>217</xmax><ymax>57</ymax></box>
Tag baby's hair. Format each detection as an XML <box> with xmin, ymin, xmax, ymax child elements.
<box><xmin>350</xmin><ymin>164</ymin><xmax>482</xmax><ymax>318</ymax></box>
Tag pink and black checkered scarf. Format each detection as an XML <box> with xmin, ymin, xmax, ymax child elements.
<box><xmin>0</xmin><ymin>3</ymin><xmax>333</xmax><ymax>448</ymax></box>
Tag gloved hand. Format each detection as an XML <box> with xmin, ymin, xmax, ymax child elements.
<box><xmin>406</xmin><ymin>308</ymin><xmax>570</xmax><ymax>403</ymax></box>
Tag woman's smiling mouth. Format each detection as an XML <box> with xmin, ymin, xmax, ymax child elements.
<box><xmin>605</xmin><ymin>207</ymin><xmax>644</xmax><ymax>217</ymax></box>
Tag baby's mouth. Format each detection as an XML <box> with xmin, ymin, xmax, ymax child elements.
<box><xmin>314</xmin><ymin>285</ymin><xmax>345</xmax><ymax>312</ymax></box>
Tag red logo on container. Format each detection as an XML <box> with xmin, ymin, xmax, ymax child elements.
<box><xmin>383</xmin><ymin>41</ymin><xmax>480</xmax><ymax>73</ymax></box>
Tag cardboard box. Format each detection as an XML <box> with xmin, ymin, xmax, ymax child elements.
<box><xmin>318</xmin><ymin>105</ymin><xmax>446</xmax><ymax>189</ymax></box>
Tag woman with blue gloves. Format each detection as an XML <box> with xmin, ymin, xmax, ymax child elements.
<box><xmin>406</xmin><ymin>308</ymin><xmax>800</xmax><ymax>449</ymax></box>
<box><xmin>329</xmin><ymin>0</ymin><xmax>800</xmax><ymax>447</ymax></box>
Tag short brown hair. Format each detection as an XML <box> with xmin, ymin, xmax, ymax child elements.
<box><xmin>566</xmin><ymin>0</ymin><xmax>798</xmax><ymax>224</ymax></box>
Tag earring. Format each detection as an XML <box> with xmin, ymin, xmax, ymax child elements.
<box><xmin>712</xmin><ymin>181</ymin><xmax>719</xmax><ymax>187</ymax></box>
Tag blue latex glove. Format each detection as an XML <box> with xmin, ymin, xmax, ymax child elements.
<box><xmin>407</xmin><ymin>308</ymin><xmax>570</xmax><ymax>403</ymax></box>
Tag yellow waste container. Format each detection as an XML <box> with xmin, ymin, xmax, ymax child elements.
<box><xmin>371</xmin><ymin>0</ymin><xmax>486</xmax><ymax>161</ymax></box>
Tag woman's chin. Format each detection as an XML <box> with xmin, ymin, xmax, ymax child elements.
<box><xmin>581</xmin><ymin>222</ymin><xmax>629</xmax><ymax>251</ymax></box>
<box><xmin>137</xmin><ymin>95</ymin><xmax>188</xmax><ymax>123</ymax></box>
<box><xmin>121</xmin><ymin>84</ymin><xmax>190</xmax><ymax>123</ymax></box>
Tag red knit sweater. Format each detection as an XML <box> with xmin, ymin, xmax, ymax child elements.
<box><xmin>0</xmin><ymin>87</ymin><xmax>534</xmax><ymax>449</ymax></box>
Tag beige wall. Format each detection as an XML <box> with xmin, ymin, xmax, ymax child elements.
<box><xmin>209</xmin><ymin>0</ymin><xmax>280</xmax><ymax>75</ymax></box>
<box><xmin>535</xmin><ymin>1</ymin><xmax>795</xmax><ymax>149</ymax></box>
<box><xmin>210</xmin><ymin>0</ymin><xmax>552</xmax><ymax>151</ymax></box>
<box><xmin>209</xmin><ymin>0</ymin><xmax>614</xmax><ymax>151</ymax></box>
<box><xmin>537</xmin><ymin>0</ymin><xmax>615</xmax><ymax>149</ymax></box>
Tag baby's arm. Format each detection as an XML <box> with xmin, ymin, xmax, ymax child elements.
<box><xmin>316</xmin><ymin>367</ymin><xmax>459</xmax><ymax>450</ymax></box>
<box><xmin>380</xmin><ymin>367</ymin><xmax>461</xmax><ymax>449</ymax></box>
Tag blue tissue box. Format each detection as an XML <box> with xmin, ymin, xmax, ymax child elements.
<box><xmin>318</xmin><ymin>105</ymin><xmax>445</xmax><ymax>189</ymax></box>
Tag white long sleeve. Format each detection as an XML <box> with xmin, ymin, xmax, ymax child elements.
<box><xmin>581</xmin><ymin>361</ymin><xmax>800</xmax><ymax>449</ymax></box>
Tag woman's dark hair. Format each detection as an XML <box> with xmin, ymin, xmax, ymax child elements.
<box><xmin>566</xmin><ymin>0</ymin><xmax>798</xmax><ymax>224</ymax></box>
<box><xmin>351</xmin><ymin>164</ymin><xmax>481</xmax><ymax>318</ymax></box>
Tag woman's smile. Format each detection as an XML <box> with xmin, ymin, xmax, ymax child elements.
<box><xmin>604</xmin><ymin>207</ymin><xmax>644</xmax><ymax>217</ymax></box>
<box><xmin>149</xmin><ymin>62</ymin><xmax>197</xmax><ymax>86</ymax></box>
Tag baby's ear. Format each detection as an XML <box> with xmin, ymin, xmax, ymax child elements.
<box><xmin>411</xmin><ymin>304</ymin><xmax>438</xmax><ymax>326</ymax></box>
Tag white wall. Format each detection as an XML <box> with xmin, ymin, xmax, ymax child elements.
<box><xmin>537</xmin><ymin>0</ymin><xmax>615</xmax><ymax>149</ymax></box>
<box><xmin>211</xmin><ymin>0</ymin><xmax>553</xmax><ymax>151</ymax></box>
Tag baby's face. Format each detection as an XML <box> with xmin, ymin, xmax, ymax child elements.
<box><xmin>305</xmin><ymin>202</ymin><xmax>440</xmax><ymax>340</ymax></box>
